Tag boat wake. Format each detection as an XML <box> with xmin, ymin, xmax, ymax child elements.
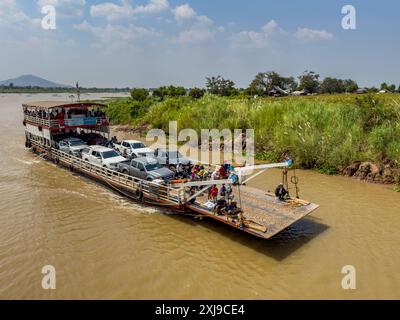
<box><xmin>14</xmin><ymin>158</ymin><xmax>41</xmax><ymax>165</ymax></box>
<box><xmin>98</xmin><ymin>189</ymin><xmax>163</xmax><ymax>215</ymax></box>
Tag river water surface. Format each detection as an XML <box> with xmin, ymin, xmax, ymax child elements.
<box><xmin>1</xmin><ymin>93</ymin><xmax>400</xmax><ymax>299</ymax></box>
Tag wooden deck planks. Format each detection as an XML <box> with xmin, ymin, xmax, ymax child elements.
<box><xmin>191</xmin><ymin>184</ymin><xmax>319</xmax><ymax>239</ymax></box>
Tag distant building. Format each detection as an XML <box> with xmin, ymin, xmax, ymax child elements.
<box><xmin>355</xmin><ymin>88</ymin><xmax>368</xmax><ymax>94</ymax></box>
<box><xmin>291</xmin><ymin>90</ymin><xmax>306</xmax><ymax>96</ymax></box>
<box><xmin>268</xmin><ymin>86</ymin><xmax>288</xmax><ymax>97</ymax></box>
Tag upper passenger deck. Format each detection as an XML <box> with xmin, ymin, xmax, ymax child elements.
<box><xmin>22</xmin><ymin>101</ymin><xmax>109</xmax><ymax>131</ymax></box>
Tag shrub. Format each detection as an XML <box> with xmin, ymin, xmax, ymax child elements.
<box><xmin>130</xmin><ymin>88</ymin><xmax>149</xmax><ymax>101</ymax></box>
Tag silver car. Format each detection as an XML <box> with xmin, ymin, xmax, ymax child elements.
<box><xmin>118</xmin><ymin>157</ymin><xmax>175</xmax><ymax>181</ymax></box>
<box><xmin>58</xmin><ymin>138</ymin><xmax>87</xmax><ymax>155</ymax></box>
<box><xmin>154</xmin><ymin>148</ymin><xmax>191</xmax><ymax>169</ymax></box>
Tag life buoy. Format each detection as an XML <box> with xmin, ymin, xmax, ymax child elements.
<box><xmin>171</xmin><ymin>179</ymin><xmax>187</xmax><ymax>184</ymax></box>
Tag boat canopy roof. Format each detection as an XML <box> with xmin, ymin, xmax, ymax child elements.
<box><xmin>22</xmin><ymin>101</ymin><xmax>107</xmax><ymax>111</ymax></box>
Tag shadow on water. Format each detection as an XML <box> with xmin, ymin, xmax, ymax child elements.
<box><xmin>168</xmin><ymin>214</ymin><xmax>329</xmax><ymax>262</ymax></box>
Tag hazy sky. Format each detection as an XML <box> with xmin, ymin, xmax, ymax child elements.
<box><xmin>1</xmin><ymin>0</ymin><xmax>399</xmax><ymax>88</ymax></box>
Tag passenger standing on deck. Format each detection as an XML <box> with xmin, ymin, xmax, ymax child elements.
<box><xmin>275</xmin><ymin>183</ymin><xmax>288</xmax><ymax>201</ymax></box>
<box><xmin>197</xmin><ymin>166</ymin><xmax>206</xmax><ymax>180</ymax></box>
<box><xmin>191</xmin><ymin>164</ymin><xmax>200</xmax><ymax>180</ymax></box>
<box><xmin>222</xmin><ymin>162</ymin><xmax>230</xmax><ymax>173</ymax></box>
<box><xmin>212</xmin><ymin>169</ymin><xmax>220</xmax><ymax>180</ymax></box>
<box><xmin>219</xmin><ymin>165</ymin><xmax>227</xmax><ymax>179</ymax></box>
<box><xmin>228</xmin><ymin>171</ymin><xmax>239</xmax><ymax>185</ymax></box>
<box><xmin>209</xmin><ymin>185</ymin><xmax>218</xmax><ymax>203</ymax></box>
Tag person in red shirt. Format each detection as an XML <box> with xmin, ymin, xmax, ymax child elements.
<box><xmin>219</xmin><ymin>165</ymin><xmax>227</xmax><ymax>179</ymax></box>
<box><xmin>209</xmin><ymin>185</ymin><xmax>218</xmax><ymax>203</ymax></box>
<box><xmin>57</xmin><ymin>109</ymin><xmax>66</xmax><ymax>126</ymax></box>
<box><xmin>58</xmin><ymin>109</ymin><xmax>65</xmax><ymax>119</ymax></box>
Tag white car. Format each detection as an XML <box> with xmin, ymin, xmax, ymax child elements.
<box><xmin>82</xmin><ymin>146</ymin><xmax>127</xmax><ymax>169</ymax></box>
<box><xmin>114</xmin><ymin>140</ymin><xmax>153</xmax><ymax>158</ymax></box>
<box><xmin>58</xmin><ymin>138</ymin><xmax>87</xmax><ymax>155</ymax></box>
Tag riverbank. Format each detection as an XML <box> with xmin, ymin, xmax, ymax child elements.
<box><xmin>106</xmin><ymin>94</ymin><xmax>400</xmax><ymax>188</ymax></box>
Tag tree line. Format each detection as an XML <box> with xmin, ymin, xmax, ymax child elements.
<box><xmin>130</xmin><ymin>70</ymin><xmax>399</xmax><ymax>101</ymax></box>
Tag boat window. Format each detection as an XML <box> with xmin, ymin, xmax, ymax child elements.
<box><xmin>101</xmin><ymin>150</ymin><xmax>119</xmax><ymax>159</ymax></box>
<box><xmin>122</xmin><ymin>142</ymin><xmax>129</xmax><ymax>147</ymax></box>
<box><xmin>137</xmin><ymin>163</ymin><xmax>145</xmax><ymax>171</ymax></box>
<box><xmin>82</xmin><ymin>148</ymin><xmax>90</xmax><ymax>154</ymax></box>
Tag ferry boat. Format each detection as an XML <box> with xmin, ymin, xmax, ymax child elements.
<box><xmin>22</xmin><ymin>101</ymin><xmax>319</xmax><ymax>239</ymax></box>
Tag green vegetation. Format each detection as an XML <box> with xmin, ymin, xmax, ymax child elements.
<box><xmin>297</xmin><ymin>71</ymin><xmax>321</xmax><ymax>93</ymax></box>
<box><xmin>206</xmin><ymin>76</ymin><xmax>238</xmax><ymax>96</ymax></box>
<box><xmin>130</xmin><ymin>88</ymin><xmax>149</xmax><ymax>101</ymax></box>
<box><xmin>107</xmin><ymin>94</ymin><xmax>400</xmax><ymax>179</ymax></box>
<box><xmin>106</xmin><ymin>97</ymin><xmax>153</xmax><ymax>124</ymax></box>
<box><xmin>152</xmin><ymin>86</ymin><xmax>187</xmax><ymax>100</ymax></box>
<box><xmin>246</xmin><ymin>71</ymin><xmax>297</xmax><ymax>96</ymax></box>
<box><xmin>320</xmin><ymin>78</ymin><xmax>358</xmax><ymax>94</ymax></box>
<box><xmin>188</xmin><ymin>87</ymin><xmax>206</xmax><ymax>99</ymax></box>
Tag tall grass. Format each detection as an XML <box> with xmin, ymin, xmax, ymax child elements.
<box><xmin>107</xmin><ymin>93</ymin><xmax>400</xmax><ymax>175</ymax></box>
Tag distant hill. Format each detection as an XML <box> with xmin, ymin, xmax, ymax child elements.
<box><xmin>0</xmin><ymin>74</ymin><xmax>71</xmax><ymax>88</ymax></box>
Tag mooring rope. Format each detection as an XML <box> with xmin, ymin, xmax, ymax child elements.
<box><xmin>291</xmin><ymin>166</ymin><xmax>300</xmax><ymax>199</ymax></box>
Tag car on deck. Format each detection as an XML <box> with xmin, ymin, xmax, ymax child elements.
<box><xmin>58</xmin><ymin>137</ymin><xmax>87</xmax><ymax>155</ymax></box>
<box><xmin>153</xmin><ymin>148</ymin><xmax>191</xmax><ymax>169</ymax></box>
<box><xmin>113</xmin><ymin>140</ymin><xmax>153</xmax><ymax>158</ymax></box>
<box><xmin>117</xmin><ymin>157</ymin><xmax>175</xmax><ymax>182</ymax></box>
<box><xmin>81</xmin><ymin>145</ymin><xmax>126</xmax><ymax>169</ymax></box>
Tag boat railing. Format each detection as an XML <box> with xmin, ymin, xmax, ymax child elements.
<box><xmin>43</xmin><ymin>146</ymin><xmax>183</xmax><ymax>205</ymax></box>
<box><xmin>24</xmin><ymin>115</ymin><xmax>108</xmax><ymax>128</ymax></box>
<box><xmin>24</xmin><ymin>115</ymin><xmax>59</xmax><ymax>127</ymax></box>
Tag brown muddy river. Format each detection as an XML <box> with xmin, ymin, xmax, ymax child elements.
<box><xmin>0</xmin><ymin>93</ymin><xmax>400</xmax><ymax>299</ymax></box>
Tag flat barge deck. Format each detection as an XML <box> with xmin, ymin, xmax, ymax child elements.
<box><xmin>30</xmin><ymin>142</ymin><xmax>319</xmax><ymax>239</ymax></box>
